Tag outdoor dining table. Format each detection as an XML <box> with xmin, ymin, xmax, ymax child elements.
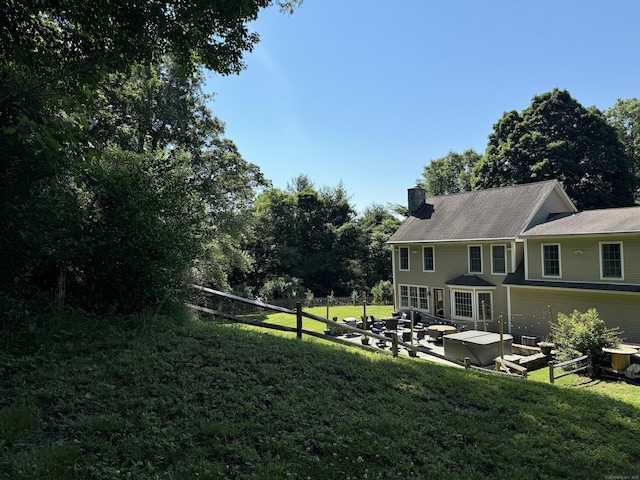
<box><xmin>602</xmin><ymin>346</ymin><xmax>639</xmax><ymax>372</ymax></box>
<box><xmin>427</xmin><ymin>324</ymin><xmax>457</xmax><ymax>341</ymax></box>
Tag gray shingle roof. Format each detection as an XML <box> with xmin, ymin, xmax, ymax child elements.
<box><xmin>521</xmin><ymin>207</ymin><xmax>640</xmax><ymax>236</ymax></box>
<box><xmin>388</xmin><ymin>180</ymin><xmax>565</xmax><ymax>243</ymax></box>
<box><xmin>503</xmin><ymin>262</ymin><xmax>640</xmax><ymax>292</ymax></box>
<box><xmin>445</xmin><ymin>274</ymin><xmax>496</xmax><ymax>287</ymax></box>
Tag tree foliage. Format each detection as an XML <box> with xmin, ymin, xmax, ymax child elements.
<box><xmin>419</xmin><ymin>149</ymin><xmax>481</xmax><ymax>196</ymax></box>
<box><xmin>243</xmin><ymin>183</ymin><xmax>363</xmax><ymax>296</ymax></box>
<box><xmin>604</xmin><ymin>98</ymin><xmax>640</xmax><ymax>202</ymax></box>
<box><xmin>1</xmin><ymin>0</ymin><xmax>300</xmax><ymax>79</ymax></box>
<box><xmin>234</xmin><ymin>180</ymin><xmax>399</xmax><ymax>299</ymax></box>
<box><xmin>1</xmin><ymin>0</ymin><xmax>286</xmax><ymax>327</ymax></box>
<box><xmin>356</xmin><ymin>205</ymin><xmax>401</xmax><ymax>290</ymax></box>
<box><xmin>371</xmin><ymin>280</ymin><xmax>394</xmax><ymax>305</ymax></box>
<box><xmin>472</xmin><ymin>89</ymin><xmax>636</xmax><ymax>209</ymax></box>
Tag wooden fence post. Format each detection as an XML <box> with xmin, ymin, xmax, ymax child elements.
<box><xmin>296</xmin><ymin>302</ymin><xmax>302</xmax><ymax>340</ymax></box>
<box><xmin>548</xmin><ymin>361</ymin><xmax>555</xmax><ymax>384</ymax></box>
<box><xmin>392</xmin><ymin>333</ymin><xmax>398</xmax><ymax>358</ymax></box>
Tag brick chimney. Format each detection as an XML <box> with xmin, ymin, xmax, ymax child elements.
<box><xmin>408</xmin><ymin>186</ymin><xmax>425</xmax><ymax>216</ymax></box>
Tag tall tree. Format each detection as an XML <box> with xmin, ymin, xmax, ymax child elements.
<box><xmin>604</xmin><ymin>98</ymin><xmax>640</xmax><ymax>201</ymax></box>
<box><xmin>1</xmin><ymin>1</ymin><xmax>295</xmax><ymax>319</ymax></box>
<box><xmin>286</xmin><ymin>173</ymin><xmax>315</xmax><ymax>193</ymax></box>
<box><xmin>356</xmin><ymin>205</ymin><xmax>401</xmax><ymax>290</ymax></box>
<box><xmin>243</xmin><ymin>182</ymin><xmax>360</xmax><ymax>297</ymax></box>
<box><xmin>419</xmin><ymin>149</ymin><xmax>481</xmax><ymax>196</ymax></box>
<box><xmin>471</xmin><ymin>89</ymin><xmax>635</xmax><ymax>209</ymax></box>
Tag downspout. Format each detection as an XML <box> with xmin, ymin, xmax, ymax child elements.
<box><xmin>391</xmin><ymin>246</ymin><xmax>397</xmax><ymax>311</ymax></box>
<box><xmin>506</xmin><ymin>285</ymin><xmax>512</xmax><ymax>333</ymax></box>
<box><xmin>523</xmin><ymin>239</ymin><xmax>529</xmax><ymax>280</ymax></box>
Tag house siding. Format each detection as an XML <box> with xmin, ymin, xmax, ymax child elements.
<box><xmin>524</xmin><ymin>188</ymin><xmax>575</xmax><ymax>230</ymax></box>
<box><xmin>389</xmin><ymin>181</ymin><xmax>640</xmax><ymax>345</ymax></box>
<box><xmin>509</xmin><ymin>287</ymin><xmax>640</xmax><ymax>345</ymax></box>
<box><xmin>525</xmin><ymin>235</ymin><xmax>640</xmax><ymax>284</ymax></box>
<box><xmin>393</xmin><ymin>242</ymin><xmax>510</xmax><ymax>326</ymax></box>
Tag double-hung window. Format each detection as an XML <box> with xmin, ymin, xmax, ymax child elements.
<box><xmin>600</xmin><ymin>242</ymin><xmax>623</xmax><ymax>280</ymax></box>
<box><xmin>453</xmin><ymin>291</ymin><xmax>473</xmax><ymax>319</ymax></box>
<box><xmin>542</xmin><ymin>244</ymin><xmax>561</xmax><ymax>277</ymax></box>
<box><xmin>423</xmin><ymin>246</ymin><xmax>434</xmax><ymax>272</ymax></box>
<box><xmin>468</xmin><ymin>245</ymin><xmax>482</xmax><ymax>274</ymax></box>
<box><xmin>399</xmin><ymin>247</ymin><xmax>409</xmax><ymax>271</ymax></box>
<box><xmin>491</xmin><ymin>245</ymin><xmax>506</xmax><ymax>274</ymax></box>
<box><xmin>399</xmin><ymin>285</ymin><xmax>429</xmax><ymax>310</ymax></box>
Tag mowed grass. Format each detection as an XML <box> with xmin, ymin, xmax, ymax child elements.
<box><xmin>1</xmin><ymin>307</ymin><xmax>639</xmax><ymax>479</ymax></box>
<box><xmin>240</xmin><ymin>304</ymin><xmax>395</xmax><ymax>335</ymax></box>
<box><xmin>245</xmin><ymin>306</ymin><xmax>640</xmax><ymax>408</ymax></box>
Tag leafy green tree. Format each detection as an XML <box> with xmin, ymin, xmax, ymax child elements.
<box><xmin>472</xmin><ymin>89</ymin><xmax>636</xmax><ymax>209</ymax></box>
<box><xmin>286</xmin><ymin>174</ymin><xmax>315</xmax><ymax>193</ymax></box>
<box><xmin>356</xmin><ymin>205</ymin><xmax>402</xmax><ymax>290</ymax></box>
<box><xmin>74</xmin><ymin>148</ymin><xmax>204</xmax><ymax>312</ymax></box>
<box><xmin>605</xmin><ymin>98</ymin><xmax>640</xmax><ymax>202</ymax></box>
<box><xmin>242</xmin><ymin>182</ymin><xmax>361</xmax><ymax>296</ymax></box>
<box><xmin>419</xmin><ymin>149</ymin><xmax>481</xmax><ymax>196</ymax></box>
<box><xmin>2</xmin><ymin>0</ymin><xmax>290</xmax><ymax>322</ymax></box>
<box><xmin>2</xmin><ymin>1</ymin><xmax>301</xmax><ymax>81</ymax></box>
<box><xmin>92</xmin><ymin>59</ymin><xmax>269</xmax><ymax>290</ymax></box>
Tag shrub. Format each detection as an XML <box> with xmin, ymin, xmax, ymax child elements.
<box><xmin>550</xmin><ymin>309</ymin><xmax>622</xmax><ymax>377</ymax></box>
<box><xmin>350</xmin><ymin>289</ymin><xmax>358</xmax><ymax>305</ymax></box>
<box><xmin>371</xmin><ymin>280</ymin><xmax>393</xmax><ymax>305</ymax></box>
<box><xmin>260</xmin><ymin>276</ymin><xmax>304</xmax><ymax>303</ymax></box>
<box><xmin>71</xmin><ymin>148</ymin><xmax>202</xmax><ymax>313</ymax></box>
<box><xmin>304</xmin><ymin>289</ymin><xmax>314</xmax><ymax>307</ymax></box>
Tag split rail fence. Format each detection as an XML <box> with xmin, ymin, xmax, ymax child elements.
<box><xmin>188</xmin><ymin>284</ymin><xmax>458</xmax><ymax>365</ymax></box>
<box><xmin>548</xmin><ymin>353</ymin><xmax>591</xmax><ymax>383</ymax></box>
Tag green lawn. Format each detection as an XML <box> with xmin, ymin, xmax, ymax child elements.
<box><xmin>1</xmin><ymin>308</ymin><xmax>639</xmax><ymax>479</ymax></box>
<box><xmin>240</xmin><ymin>305</ymin><xmax>395</xmax><ymax>335</ymax></box>
<box><xmin>245</xmin><ymin>306</ymin><xmax>640</xmax><ymax>408</ymax></box>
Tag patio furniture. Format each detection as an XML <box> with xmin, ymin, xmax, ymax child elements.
<box><xmin>603</xmin><ymin>346</ymin><xmax>639</xmax><ymax>372</ymax></box>
<box><xmin>427</xmin><ymin>324</ymin><xmax>457</xmax><ymax>342</ymax></box>
<box><xmin>383</xmin><ymin>317</ymin><xmax>399</xmax><ymax>330</ymax></box>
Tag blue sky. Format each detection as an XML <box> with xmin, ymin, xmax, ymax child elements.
<box><xmin>205</xmin><ymin>0</ymin><xmax>640</xmax><ymax>214</ymax></box>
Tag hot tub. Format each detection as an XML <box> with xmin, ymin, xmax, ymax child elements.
<box><xmin>444</xmin><ymin>330</ymin><xmax>513</xmax><ymax>366</ymax></box>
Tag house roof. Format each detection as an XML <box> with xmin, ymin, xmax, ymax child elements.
<box><xmin>521</xmin><ymin>206</ymin><xmax>640</xmax><ymax>237</ymax></box>
<box><xmin>503</xmin><ymin>263</ymin><xmax>640</xmax><ymax>293</ymax></box>
<box><xmin>445</xmin><ymin>274</ymin><xmax>496</xmax><ymax>287</ymax></box>
<box><xmin>388</xmin><ymin>180</ymin><xmax>571</xmax><ymax>243</ymax></box>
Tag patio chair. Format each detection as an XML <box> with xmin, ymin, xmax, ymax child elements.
<box><xmin>384</xmin><ymin>317</ymin><xmax>399</xmax><ymax>331</ymax></box>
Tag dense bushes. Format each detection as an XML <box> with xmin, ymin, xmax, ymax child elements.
<box><xmin>551</xmin><ymin>308</ymin><xmax>622</xmax><ymax>376</ymax></box>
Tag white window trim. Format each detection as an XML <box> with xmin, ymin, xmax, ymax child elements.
<box><xmin>599</xmin><ymin>241</ymin><xmax>624</xmax><ymax>281</ymax></box>
<box><xmin>451</xmin><ymin>289</ymin><xmax>473</xmax><ymax>321</ymax></box>
<box><xmin>491</xmin><ymin>244</ymin><xmax>507</xmax><ymax>275</ymax></box>
<box><xmin>451</xmin><ymin>288</ymin><xmax>496</xmax><ymax>324</ymax></box>
<box><xmin>468</xmin><ymin>244</ymin><xmax>483</xmax><ymax>274</ymax></box>
<box><xmin>423</xmin><ymin>246</ymin><xmax>435</xmax><ymax>272</ymax></box>
<box><xmin>477</xmin><ymin>291</ymin><xmax>494</xmax><ymax>322</ymax></box>
<box><xmin>398</xmin><ymin>284</ymin><xmax>430</xmax><ymax>312</ymax></box>
<box><xmin>399</xmin><ymin>246</ymin><xmax>410</xmax><ymax>271</ymax></box>
<box><xmin>541</xmin><ymin>243</ymin><xmax>562</xmax><ymax>278</ymax></box>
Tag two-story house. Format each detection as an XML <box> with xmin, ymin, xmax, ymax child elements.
<box><xmin>387</xmin><ymin>180</ymin><xmax>640</xmax><ymax>344</ymax></box>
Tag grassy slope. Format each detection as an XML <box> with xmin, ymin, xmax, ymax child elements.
<box><xmin>1</xmin><ymin>309</ymin><xmax>639</xmax><ymax>479</ymax></box>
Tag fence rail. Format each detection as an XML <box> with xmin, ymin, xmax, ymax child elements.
<box><xmin>188</xmin><ymin>284</ymin><xmax>465</xmax><ymax>365</ymax></box>
<box><xmin>548</xmin><ymin>353</ymin><xmax>591</xmax><ymax>383</ymax></box>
